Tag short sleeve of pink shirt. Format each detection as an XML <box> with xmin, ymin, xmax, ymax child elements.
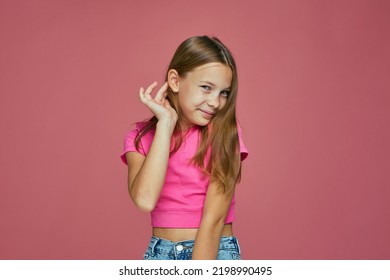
<box><xmin>120</xmin><ymin>122</ymin><xmax>154</xmax><ymax>163</ymax></box>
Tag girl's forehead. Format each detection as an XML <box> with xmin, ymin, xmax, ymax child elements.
<box><xmin>187</xmin><ymin>63</ymin><xmax>232</xmax><ymax>86</ymax></box>
<box><xmin>194</xmin><ymin>62</ymin><xmax>228</xmax><ymax>71</ymax></box>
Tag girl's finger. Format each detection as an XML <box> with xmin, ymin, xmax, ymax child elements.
<box><xmin>139</xmin><ymin>87</ymin><xmax>145</xmax><ymax>102</ymax></box>
<box><xmin>140</xmin><ymin>82</ymin><xmax>157</xmax><ymax>103</ymax></box>
<box><xmin>155</xmin><ymin>82</ymin><xmax>168</xmax><ymax>101</ymax></box>
<box><xmin>144</xmin><ymin>82</ymin><xmax>158</xmax><ymax>98</ymax></box>
<box><xmin>139</xmin><ymin>87</ymin><xmax>152</xmax><ymax>103</ymax></box>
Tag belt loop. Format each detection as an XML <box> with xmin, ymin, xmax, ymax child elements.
<box><xmin>151</xmin><ymin>237</ymin><xmax>160</xmax><ymax>256</ymax></box>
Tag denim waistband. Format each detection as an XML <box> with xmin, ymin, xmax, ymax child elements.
<box><xmin>147</xmin><ymin>235</ymin><xmax>241</xmax><ymax>255</ymax></box>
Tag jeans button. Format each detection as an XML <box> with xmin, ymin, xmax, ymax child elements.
<box><xmin>176</xmin><ymin>244</ymin><xmax>184</xmax><ymax>252</ymax></box>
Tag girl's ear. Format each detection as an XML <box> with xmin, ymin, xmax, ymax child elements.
<box><xmin>167</xmin><ymin>69</ymin><xmax>180</xmax><ymax>93</ymax></box>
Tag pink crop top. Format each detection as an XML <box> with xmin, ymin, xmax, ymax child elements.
<box><xmin>120</xmin><ymin>122</ymin><xmax>248</xmax><ymax>228</ymax></box>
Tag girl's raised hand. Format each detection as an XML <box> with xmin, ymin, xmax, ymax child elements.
<box><xmin>139</xmin><ymin>82</ymin><xmax>178</xmax><ymax>128</ymax></box>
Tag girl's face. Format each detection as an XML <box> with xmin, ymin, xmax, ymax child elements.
<box><xmin>177</xmin><ymin>62</ymin><xmax>232</xmax><ymax>129</ymax></box>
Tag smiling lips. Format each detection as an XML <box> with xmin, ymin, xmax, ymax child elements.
<box><xmin>199</xmin><ymin>109</ymin><xmax>215</xmax><ymax>119</ymax></box>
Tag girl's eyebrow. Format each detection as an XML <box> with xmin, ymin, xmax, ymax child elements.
<box><xmin>200</xmin><ymin>80</ymin><xmax>216</xmax><ymax>86</ymax></box>
<box><xmin>200</xmin><ymin>80</ymin><xmax>231</xmax><ymax>90</ymax></box>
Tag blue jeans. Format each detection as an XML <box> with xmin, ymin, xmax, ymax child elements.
<box><xmin>143</xmin><ymin>236</ymin><xmax>241</xmax><ymax>260</ymax></box>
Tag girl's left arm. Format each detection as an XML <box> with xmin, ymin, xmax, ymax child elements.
<box><xmin>191</xmin><ymin>180</ymin><xmax>235</xmax><ymax>260</ymax></box>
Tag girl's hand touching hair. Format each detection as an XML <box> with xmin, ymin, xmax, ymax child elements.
<box><xmin>139</xmin><ymin>82</ymin><xmax>178</xmax><ymax>131</ymax></box>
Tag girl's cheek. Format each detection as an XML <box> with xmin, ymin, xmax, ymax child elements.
<box><xmin>219</xmin><ymin>98</ymin><xmax>227</xmax><ymax>108</ymax></box>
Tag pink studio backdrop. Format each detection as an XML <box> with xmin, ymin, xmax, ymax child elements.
<box><xmin>0</xmin><ymin>0</ymin><xmax>389</xmax><ymax>259</ymax></box>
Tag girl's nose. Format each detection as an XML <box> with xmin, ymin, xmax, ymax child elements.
<box><xmin>207</xmin><ymin>92</ymin><xmax>220</xmax><ymax>108</ymax></box>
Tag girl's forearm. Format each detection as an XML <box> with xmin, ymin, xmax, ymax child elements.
<box><xmin>129</xmin><ymin>120</ymin><xmax>174</xmax><ymax>212</ymax></box>
<box><xmin>191</xmin><ymin>218</ymin><xmax>225</xmax><ymax>259</ymax></box>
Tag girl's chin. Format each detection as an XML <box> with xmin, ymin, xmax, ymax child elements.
<box><xmin>180</xmin><ymin>113</ymin><xmax>212</xmax><ymax>128</ymax></box>
<box><xmin>194</xmin><ymin>118</ymin><xmax>211</xmax><ymax>127</ymax></box>
<box><xmin>181</xmin><ymin>121</ymin><xmax>209</xmax><ymax>130</ymax></box>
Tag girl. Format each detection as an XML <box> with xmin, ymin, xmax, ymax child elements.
<box><xmin>121</xmin><ymin>36</ymin><xmax>248</xmax><ymax>260</ymax></box>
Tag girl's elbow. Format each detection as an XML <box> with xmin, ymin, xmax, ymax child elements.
<box><xmin>130</xmin><ymin>193</ymin><xmax>156</xmax><ymax>212</ymax></box>
<box><xmin>202</xmin><ymin>213</ymin><xmax>226</xmax><ymax>228</ymax></box>
<box><xmin>128</xmin><ymin>181</ymin><xmax>160</xmax><ymax>212</ymax></box>
<box><xmin>136</xmin><ymin>202</ymin><xmax>155</xmax><ymax>212</ymax></box>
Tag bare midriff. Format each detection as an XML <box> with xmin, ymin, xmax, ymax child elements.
<box><xmin>152</xmin><ymin>223</ymin><xmax>233</xmax><ymax>242</ymax></box>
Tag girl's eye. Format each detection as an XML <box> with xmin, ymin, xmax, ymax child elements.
<box><xmin>201</xmin><ymin>85</ymin><xmax>211</xmax><ymax>91</ymax></box>
<box><xmin>220</xmin><ymin>91</ymin><xmax>230</xmax><ymax>97</ymax></box>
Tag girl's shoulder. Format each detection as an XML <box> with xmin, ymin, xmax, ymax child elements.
<box><xmin>121</xmin><ymin>121</ymin><xmax>154</xmax><ymax>162</ymax></box>
<box><xmin>133</xmin><ymin>120</ymin><xmax>155</xmax><ymax>143</ymax></box>
<box><xmin>134</xmin><ymin>121</ymin><xmax>150</xmax><ymax>131</ymax></box>
<box><xmin>124</xmin><ymin>121</ymin><xmax>154</xmax><ymax>139</ymax></box>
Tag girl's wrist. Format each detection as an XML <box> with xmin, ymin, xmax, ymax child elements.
<box><xmin>156</xmin><ymin>119</ymin><xmax>176</xmax><ymax>134</ymax></box>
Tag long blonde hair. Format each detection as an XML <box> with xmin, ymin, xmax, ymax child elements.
<box><xmin>135</xmin><ymin>36</ymin><xmax>241</xmax><ymax>192</ymax></box>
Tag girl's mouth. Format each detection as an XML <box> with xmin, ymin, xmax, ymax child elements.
<box><xmin>199</xmin><ymin>109</ymin><xmax>215</xmax><ymax>119</ymax></box>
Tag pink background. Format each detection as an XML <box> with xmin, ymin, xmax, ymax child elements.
<box><xmin>1</xmin><ymin>0</ymin><xmax>389</xmax><ymax>259</ymax></box>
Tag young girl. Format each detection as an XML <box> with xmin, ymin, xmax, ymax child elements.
<box><xmin>121</xmin><ymin>36</ymin><xmax>248</xmax><ymax>260</ymax></box>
